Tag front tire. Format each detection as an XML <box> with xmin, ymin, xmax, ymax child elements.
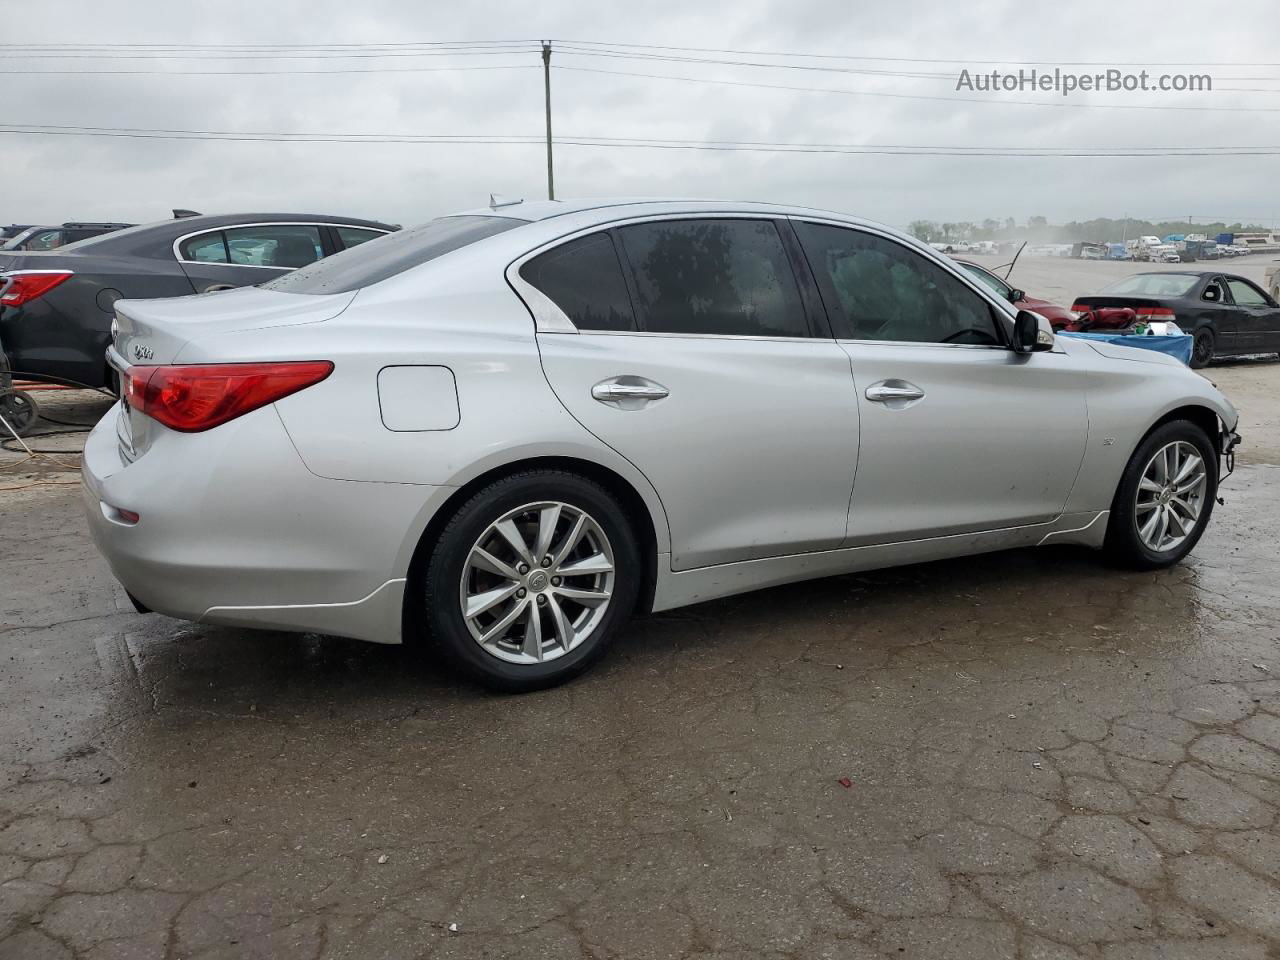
<box><xmin>1104</xmin><ymin>421</ymin><xmax>1217</xmax><ymax>570</ymax></box>
<box><xmin>421</xmin><ymin>470</ymin><xmax>640</xmax><ymax>692</ymax></box>
<box><xmin>1190</xmin><ymin>327</ymin><xmax>1215</xmax><ymax>369</ymax></box>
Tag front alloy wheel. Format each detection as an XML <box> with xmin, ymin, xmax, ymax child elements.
<box><xmin>1133</xmin><ymin>441</ymin><xmax>1207</xmax><ymax>553</ymax></box>
<box><xmin>1105</xmin><ymin>420</ymin><xmax>1217</xmax><ymax>569</ymax></box>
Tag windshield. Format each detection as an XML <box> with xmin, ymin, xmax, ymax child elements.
<box><xmin>262</xmin><ymin>215</ymin><xmax>523</xmax><ymax>295</ymax></box>
<box><xmin>1101</xmin><ymin>274</ymin><xmax>1199</xmax><ymax>298</ymax></box>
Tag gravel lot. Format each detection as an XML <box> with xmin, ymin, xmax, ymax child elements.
<box><xmin>1</xmin><ymin>270</ymin><xmax>1278</xmax><ymax>958</ymax></box>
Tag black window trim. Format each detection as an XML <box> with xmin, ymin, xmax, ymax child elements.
<box><xmin>788</xmin><ymin>215</ymin><xmax>1016</xmax><ymax>351</ymax></box>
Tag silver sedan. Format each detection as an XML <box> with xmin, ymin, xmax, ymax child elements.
<box><xmin>82</xmin><ymin>199</ymin><xmax>1241</xmax><ymax>690</ymax></box>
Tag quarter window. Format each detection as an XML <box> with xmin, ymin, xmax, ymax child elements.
<box><xmin>519</xmin><ymin>232</ymin><xmax>636</xmax><ymax>331</ymax></box>
<box><xmin>795</xmin><ymin>222</ymin><xmax>1001</xmax><ymax>345</ymax></box>
<box><xmin>224</xmin><ymin>225</ymin><xmax>323</xmax><ymax>268</ymax></box>
<box><xmin>179</xmin><ymin>231</ymin><xmax>229</xmax><ymax>263</ymax></box>
<box><xmin>616</xmin><ymin>219</ymin><xmax>808</xmax><ymax>337</ymax></box>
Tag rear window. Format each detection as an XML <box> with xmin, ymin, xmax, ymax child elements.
<box><xmin>262</xmin><ymin>216</ymin><xmax>521</xmax><ymax>294</ymax></box>
<box><xmin>1102</xmin><ymin>274</ymin><xmax>1199</xmax><ymax>297</ymax></box>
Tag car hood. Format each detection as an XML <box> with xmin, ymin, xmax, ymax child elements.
<box><xmin>112</xmin><ymin>286</ymin><xmax>357</xmax><ymax>367</ymax></box>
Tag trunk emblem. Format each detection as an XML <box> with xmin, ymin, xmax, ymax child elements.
<box><xmin>132</xmin><ymin>343</ymin><xmax>154</xmax><ymax>361</ymax></box>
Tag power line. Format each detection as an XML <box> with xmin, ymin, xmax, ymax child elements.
<box><xmin>2</xmin><ymin>123</ymin><xmax>1279</xmax><ymax>156</ymax></box>
<box><xmin>550</xmin><ymin>39</ymin><xmax>1280</xmax><ymax>69</ymax></box>
<box><xmin>555</xmin><ymin>65</ymin><xmax>1280</xmax><ymax>112</ymax></box>
<box><xmin>0</xmin><ymin>64</ymin><xmax>539</xmax><ymax>76</ymax></box>
<box><xmin>4</xmin><ymin>37</ymin><xmax>1277</xmax><ymax>68</ymax></box>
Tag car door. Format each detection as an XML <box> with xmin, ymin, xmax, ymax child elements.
<box><xmin>791</xmin><ymin>219</ymin><xmax>1089</xmax><ymax>546</ymax></box>
<box><xmin>1224</xmin><ymin>277</ymin><xmax>1279</xmax><ymax>353</ymax></box>
<box><xmin>523</xmin><ymin>217</ymin><xmax>860</xmax><ymax>570</ymax></box>
<box><xmin>175</xmin><ymin>222</ymin><xmax>326</xmax><ymax>292</ymax></box>
<box><xmin>1194</xmin><ymin>277</ymin><xmax>1237</xmax><ymax>353</ymax></box>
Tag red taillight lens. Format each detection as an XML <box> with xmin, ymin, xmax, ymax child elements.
<box><xmin>0</xmin><ymin>270</ymin><xmax>72</xmax><ymax>307</ymax></box>
<box><xmin>1070</xmin><ymin>303</ymin><xmax>1089</xmax><ymax>319</ymax></box>
<box><xmin>125</xmin><ymin>361</ymin><xmax>333</xmax><ymax>432</ymax></box>
<box><xmin>1134</xmin><ymin>307</ymin><xmax>1176</xmax><ymax>321</ymax></box>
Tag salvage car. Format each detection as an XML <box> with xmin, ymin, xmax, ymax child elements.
<box><xmin>954</xmin><ymin>259</ymin><xmax>1075</xmax><ymax>329</ymax></box>
<box><xmin>83</xmin><ymin>199</ymin><xmax>1241</xmax><ymax>691</ymax></box>
<box><xmin>0</xmin><ymin>212</ymin><xmax>396</xmax><ymax>389</ymax></box>
<box><xmin>1072</xmin><ymin>271</ymin><xmax>1280</xmax><ymax>367</ymax></box>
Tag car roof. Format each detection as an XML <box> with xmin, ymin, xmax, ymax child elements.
<box><xmin>450</xmin><ymin>197</ymin><xmax>861</xmax><ymax>224</ymax></box>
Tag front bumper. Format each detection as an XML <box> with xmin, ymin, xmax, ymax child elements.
<box><xmin>81</xmin><ymin>403</ymin><xmax>440</xmax><ymax>644</ymax></box>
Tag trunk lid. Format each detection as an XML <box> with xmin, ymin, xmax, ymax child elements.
<box><xmin>111</xmin><ymin>286</ymin><xmax>355</xmax><ymax>460</ymax></box>
<box><xmin>111</xmin><ymin>285</ymin><xmax>355</xmax><ymax>367</ymax></box>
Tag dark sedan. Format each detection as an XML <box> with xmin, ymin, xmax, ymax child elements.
<box><xmin>0</xmin><ymin>212</ymin><xmax>397</xmax><ymax>389</ymax></box>
<box><xmin>1071</xmin><ymin>271</ymin><xmax>1280</xmax><ymax>368</ymax></box>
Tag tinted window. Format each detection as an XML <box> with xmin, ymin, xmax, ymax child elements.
<box><xmin>25</xmin><ymin>229</ymin><xmax>65</xmax><ymax>251</ymax></box>
<box><xmin>224</xmin><ymin>224</ymin><xmax>323</xmax><ymax>268</ymax></box>
<box><xmin>336</xmin><ymin>226</ymin><xmax>384</xmax><ymax>250</ymax></box>
<box><xmin>795</xmin><ymin>223</ymin><xmax>1000</xmax><ymax>344</ymax></box>
<box><xmin>180</xmin><ymin>231</ymin><xmax>229</xmax><ymax>263</ymax></box>
<box><xmin>519</xmin><ymin>233</ymin><xmax>635</xmax><ymax>331</ymax></box>
<box><xmin>617</xmin><ymin>219</ymin><xmax>807</xmax><ymax>337</ymax></box>
<box><xmin>264</xmin><ymin>216</ymin><xmax>519</xmax><ymax>295</ymax></box>
<box><xmin>1227</xmin><ymin>278</ymin><xmax>1268</xmax><ymax>306</ymax></box>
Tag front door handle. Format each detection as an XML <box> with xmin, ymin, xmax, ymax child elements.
<box><xmin>865</xmin><ymin>380</ymin><xmax>925</xmax><ymax>405</ymax></box>
<box><xmin>591</xmin><ymin>376</ymin><xmax>670</xmax><ymax>409</ymax></box>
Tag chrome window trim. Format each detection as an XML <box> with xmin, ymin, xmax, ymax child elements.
<box><xmin>171</xmin><ymin>222</ymin><xmax>392</xmax><ymax>268</ymax></box>
<box><xmin>505</xmin><ymin>211</ymin><xmax>803</xmax><ymax>336</ymax></box>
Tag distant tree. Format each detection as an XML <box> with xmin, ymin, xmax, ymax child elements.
<box><xmin>907</xmin><ymin>220</ymin><xmax>937</xmax><ymax>241</ymax></box>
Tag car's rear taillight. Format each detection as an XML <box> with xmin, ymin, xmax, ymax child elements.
<box><xmin>1070</xmin><ymin>303</ymin><xmax>1090</xmax><ymax>319</ymax></box>
<box><xmin>125</xmin><ymin>361</ymin><xmax>333</xmax><ymax>432</ymax></box>
<box><xmin>0</xmin><ymin>270</ymin><xmax>72</xmax><ymax>307</ymax></box>
<box><xmin>1134</xmin><ymin>307</ymin><xmax>1176</xmax><ymax>322</ymax></box>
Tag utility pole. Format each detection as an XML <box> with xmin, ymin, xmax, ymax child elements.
<box><xmin>542</xmin><ymin>40</ymin><xmax>555</xmax><ymax>201</ymax></box>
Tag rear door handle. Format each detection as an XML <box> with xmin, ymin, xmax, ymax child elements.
<box><xmin>591</xmin><ymin>376</ymin><xmax>670</xmax><ymax>408</ymax></box>
<box><xmin>865</xmin><ymin>380</ymin><xmax>925</xmax><ymax>404</ymax></box>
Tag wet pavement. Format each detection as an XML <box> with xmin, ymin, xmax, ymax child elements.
<box><xmin>1</xmin><ymin>366</ymin><xmax>1278</xmax><ymax>959</ymax></box>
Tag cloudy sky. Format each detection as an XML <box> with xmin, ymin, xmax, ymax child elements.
<box><xmin>5</xmin><ymin>0</ymin><xmax>1276</xmax><ymax>230</ymax></box>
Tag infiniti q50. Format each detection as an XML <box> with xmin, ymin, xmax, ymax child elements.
<box><xmin>82</xmin><ymin>199</ymin><xmax>1241</xmax><ymax>690</ymax></box>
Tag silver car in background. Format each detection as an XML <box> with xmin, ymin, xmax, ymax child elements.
<box><xmin>82</xmin><ymin>199</ymin><xmax>1241</xmax><ymax>690</ymax></box>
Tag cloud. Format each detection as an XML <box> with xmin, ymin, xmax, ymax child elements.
<box><xmin>3</xmin><ymin>0</ymin><xmax>1276</xmax><ymax>230</ymax></box>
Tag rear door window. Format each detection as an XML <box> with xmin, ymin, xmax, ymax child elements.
<box><xmin>224</xmin><ymin>224</ymin><xmax>323</xmax><ymax>268</ymax></box>
<box><xmin>616</xmin><ymin>219</ymin><xmax>808</xmax><ymax>337</ymax></box>
<box><xmin>519</xmin><ymin>232</ymin><xmax>636</xmax><ymax>331</ymax></box>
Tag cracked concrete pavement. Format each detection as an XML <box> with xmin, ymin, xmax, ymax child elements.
<box><xmin>1</xmin><ymin>361</ymin><xmax>1278</xmax><ymax>959</ymax></box>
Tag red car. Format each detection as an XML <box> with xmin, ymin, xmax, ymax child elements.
<box><xmin>954</xmin><ymin>260</ymin><xmax>1075</xmax><ymax>329</ymax></box>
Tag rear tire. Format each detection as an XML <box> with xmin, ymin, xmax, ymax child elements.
<box><xmin>1104</xmin><ymin>420</ymin><xmax>1217</xmax><ymax>570</ymax></box>
<box><xmin>1190</xmin><ymin>327</ymin><xmax>1215</xmax><ymax>369</ymax></box>
<box><xmin>421</xmin><ymin>470</ymin><xmax>640</xmax><ymax>692</ymax></box>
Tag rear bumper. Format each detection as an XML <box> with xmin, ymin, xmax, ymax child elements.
<box><xmin>81</xmin><ymin>404</ymin><xmax>438</xmax><ymax>644</ymax></box>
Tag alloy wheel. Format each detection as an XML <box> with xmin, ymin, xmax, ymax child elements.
<box><xmin>1135</xmin><ymin>441</ymin><xmax>1208</xmax><ymax>553</ymax></box>
<box><xmin>459</xmin><ymin>501</ymin><xmax>615</xmax><ymax>664</ymax></box>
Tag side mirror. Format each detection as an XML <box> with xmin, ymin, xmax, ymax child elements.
<box><xmin>1013</xmin><ymin>310</ymin><xmax>1055</xmax><ymax>354</ymax></box>
<box><xmin>1008</xmin><ymin>289</ymin><xmax>1026</xmax><ymax>303</ymax></box>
